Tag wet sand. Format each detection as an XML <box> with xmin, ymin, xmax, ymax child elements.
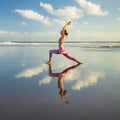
<box><xmin>0</xmin><ymin>44</ymin><xmax>120</xmax><ymax>120</ymax></box>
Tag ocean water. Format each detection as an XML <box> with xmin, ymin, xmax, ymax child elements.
<box><xmin>0</xmin><ymin>42</ymin><xmax>120</xmax><ymax>120</ymax></box>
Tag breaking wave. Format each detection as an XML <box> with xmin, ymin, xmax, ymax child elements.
<box><xmin>0</xmin><ymin>41</ymin><xmax>120</xmax><ymax>48</ymax></box>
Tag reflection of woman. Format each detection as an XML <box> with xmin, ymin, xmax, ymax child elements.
<box><xmin>47</xmin><ymin>21</ymin><xmax>81</xmax><ymax>64</ymax></box>
<box><xmin>48</xmin><ymin>63</ymin><xmax>81</xmax><ymax>104</ymax></box>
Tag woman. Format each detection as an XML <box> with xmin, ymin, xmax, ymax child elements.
<box><xmin>47</xmin><ymin>21</ymin><xmax>81</xmax><ymax>64</ymax></box>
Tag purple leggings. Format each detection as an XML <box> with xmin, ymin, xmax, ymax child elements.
<box><xmin>49</xmin><ymin>49</ymin><xmax>77</xmax><ymax>61</ymax></box>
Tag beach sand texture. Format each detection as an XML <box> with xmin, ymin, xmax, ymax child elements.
<box><xmin>0</xmin><ymin>42</ymin><xmax>120</xmax><ymax>120</ymax></box>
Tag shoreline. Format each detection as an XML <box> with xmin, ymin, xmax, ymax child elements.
<box><xmin>0</xmin><ymin>41</ymin><xmax>120</xmax><ymax>48</ymax></box>
<box><xmin>0</xmin><ymin>40</ymin><xmax>120</xmax><ymax>43</ymax></box>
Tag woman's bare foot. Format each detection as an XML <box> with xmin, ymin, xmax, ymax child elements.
<box><xmin>46</xmin><ymin>61</ymin><xmax>51</xmax><ymax>64</ymax></box>
<box><xmin>75</xmin><ymin>60</ymin><xmax>83</xmax><ymax>64</ymax></box>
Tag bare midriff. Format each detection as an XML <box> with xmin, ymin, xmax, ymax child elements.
<box><xmin>59</xmin><ymin>38</ymin><xmax>64</xmax><ymax>50</ymax></box>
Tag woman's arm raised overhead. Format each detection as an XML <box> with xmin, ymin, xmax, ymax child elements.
<box><xmin>61</xmin><ymin>21</ymin><xmax>71</xmax><ymax>37</ymax></box>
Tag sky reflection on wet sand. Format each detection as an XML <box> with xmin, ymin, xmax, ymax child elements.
<box><xmin>0</xmin><ymin>45</ymin><xmax>120</xmax><ymax>120</ymax></box>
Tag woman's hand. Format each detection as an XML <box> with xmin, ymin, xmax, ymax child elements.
<box><xmin>67</xmin><ymin>21</ymin><xmax>71</xmax><ymax>26</ymax></box>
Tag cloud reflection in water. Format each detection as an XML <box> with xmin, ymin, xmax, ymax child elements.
<box><xmin>15</xmin><ymin>63</ymin><xmax>105</xmax><ymax>91</ymax></box>
<box><xmin>71</xmin><ymin>71</ymin><xmax>105</xmax><ymax>91</ymax></box>
<box><xmin>15</xmin><ymin>64</ymin><xmax>48</xmax><ymax>78</ymax></box>
<box><xmin>39</xmin><ymin>76</ymin><xmax>52</xmax><ymax>85</ymax></box>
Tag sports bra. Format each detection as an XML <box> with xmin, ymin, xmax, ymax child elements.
<box><xmin>59</xmin><ymin>38</ymin><xmax>63</xmax><ymax>43</ymax></box>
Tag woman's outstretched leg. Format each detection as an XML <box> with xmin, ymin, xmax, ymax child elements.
<box><xmin>47</xmin><ymin>49</ymin><xmax>60</xmax><ymax>64</ymax></box>
<box><xmin>63</xmin><ymin>52</ymin><xmax>82</xmax><ymax>64</ymax></box>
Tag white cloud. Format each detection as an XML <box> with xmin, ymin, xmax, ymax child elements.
<box><xmin>53</xmin><ymin>19</ymin><xmax>66</xmax><ymax>25</ymax></box>
<box><xmin>0</xmin><ymin>30</ymin><xmax>20</xmax><ymax>37</ymax></box>
<box><xmin>40</xmin><ymin>2</ymin><xmax>53</xmax><ymax>13</ymax></box>
<box><xmin>70</xmin><ymin>29</ymin><xmax>120</xmax><ymax>41</ymax></box>
<box><xmin>1</xmin><ymin>29</ymin><xmax>120</xmax><ymax>41</ymax></box>
<box><xmin>72</xmin><ymin>71</ymin><xmax>105</xmax><ymax>90</ymax></box>
<box><xmin>64</xmin><ymin>68</ymin><xmax>81</xmax><ymax>82</ymax></box>
<box><xmin>39</xmin><ymin>76</ymin><xmax>52</xmax><ymax>85</ymax></box>
<box><xmin>0</xmin><ymin>30</ymin><xmax>58</xmax><ymax>41</ymax></box>
<box><xmin>54</xmin><ymin>6</ymin><xmax>84</xmax><ymax>19</ymax></box>
<box><xmin>15</xmin><ymin>64</ymin><xmax>48</xmax><ymax>78</ymax></box>
<box><xmin>40</xmin><ymin>2</ymin><xmax>84</xmax><ymax>20</ymax></box>
<box><xmin>75</xmin><ymin>0</ymin><xmax>108</xmax><ymax>16</ymax></box>
<box><xmin>14</xmin><ymin>9</ymin><xmax>51</xmax><ymax>26</ymax></box>
<box><xmin>21</xmin><ymin>22</ymin><xmax>27</xmax><ymax>26</ymax></box>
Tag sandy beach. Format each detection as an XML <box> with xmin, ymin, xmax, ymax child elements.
<box><xmin>0</xmin><ymin>42</ymin><xmax>120</xmax><ymax>120</ymax></box>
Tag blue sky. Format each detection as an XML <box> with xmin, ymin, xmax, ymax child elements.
<box><xmin>0</xmin><ymin>0</ymin><xmax>120</xmax><ymax>41</ymax></box>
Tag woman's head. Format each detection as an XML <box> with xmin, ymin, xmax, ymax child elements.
<box><xmin>59</xmin><ymin>90</ymin><xmax>67</xmax><ymax>96</ymax></box>
<box><xmin>64</xmin><ymin>29</ymin><xmax>68</xmax><ymax>37</ymax></box>
<box><xmin>60</xmin><ymin>29</ymin><xmax>68</xmax><ymax>37</ymax></box>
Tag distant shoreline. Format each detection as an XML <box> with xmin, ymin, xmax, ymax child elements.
<box><xmin>0</xmin><ymin>41</ymin><xmax>120</xmax><ymax>48</ymax></box>
<box><xmin>0</xmin><ymin>41</ymin><xmax>120</xmax><ymax>43</ymax></box>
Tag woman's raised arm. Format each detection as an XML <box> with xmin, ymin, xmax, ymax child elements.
<box><xmin>61</xmin><ymin>21</ymin><xmax>71</xmax><ymax>37</ymax></box>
